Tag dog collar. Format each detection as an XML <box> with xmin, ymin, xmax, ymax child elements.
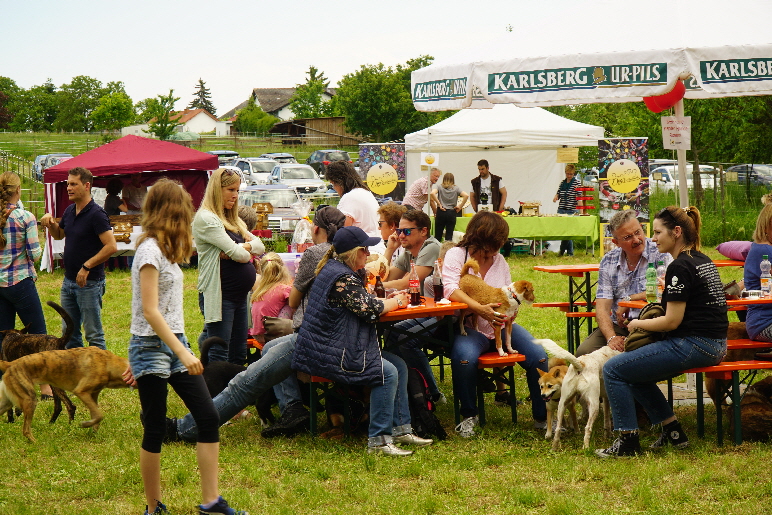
<box><xmin>507</xmin><ymin>285</ymin><xmax>521</xmax><ymax>305</ymax></box>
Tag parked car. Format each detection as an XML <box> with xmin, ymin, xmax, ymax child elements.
<box><xmin>259</xmin><ymin>152</ymin><xmax>297</xmax><ymax>163</ymax></box>
<box><xmin>268</xmin><ymin>163</ymin><xmax>327</xmax><ymax>196</ymax></box>
<box><xmin>649</xmin><ymin>164</ymin><xmax>717</xmax><ymax>192</ymax></box>
<box><xmin>305</xmin><ymin>149</ymin><xmax>352</xmax><ymax>178</ymax></box>
<box><xmin>238</xmin><ymin>185</ymin><xmax>303</xmax><ymax>233</ymax></box>
<box><xmin>206</xmin><ymin>150</ymin><xmax>239</xmax><ymax>166</ymax></box>
<box><xmin>233</xmin><ymin>158</ymin><xmax>278</xmax><ymax>185</ymax></box>
<box><xmin>726</xmin><ymin>164</ymin><xmax>772</xmax><ymax>186</ymax></box>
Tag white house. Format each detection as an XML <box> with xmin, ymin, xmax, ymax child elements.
<box><xmin>122</xmin><ymin>108</ymin><xmax>231</xmax><ymax>137</ymax></box>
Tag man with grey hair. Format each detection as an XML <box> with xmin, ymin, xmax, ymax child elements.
<box><xmin>575</xmin><ymin>210</ymin><xmax>671</xmax><ymax>356</ymax></box>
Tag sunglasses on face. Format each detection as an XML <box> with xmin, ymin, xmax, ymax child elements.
<box><xmin>395</xmin><ymin>228</ymin><xmax>415</xmax><ymax>236</ymax></box>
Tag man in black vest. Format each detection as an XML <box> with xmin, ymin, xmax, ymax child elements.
<box><xmin>470</xmin><ymin>159</ymin><xmax>508</xmax><ymax>212</ymax></box>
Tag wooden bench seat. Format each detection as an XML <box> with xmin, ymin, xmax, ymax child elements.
<box><xmin>455</xmin><ymin>352</ymin><xmax>525</xmax><ymax>427</ymax></box>
<box><xmin>725</xmin><ymin>339</ymin><xmax>772</xmax><ymax>350</ymax></box>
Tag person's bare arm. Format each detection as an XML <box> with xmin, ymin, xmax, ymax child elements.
<box><xmin>456</xmin><ymin>191</ymin><xmax>469</xmax><ymax>212</ymax></box>
<box><xmin>384</xmin><ymin>265</ymin><xmax>432</xmax><ymax>290</ymax></box>
<box><xmin>288</xmin><ymin>286</ymin><xmax>303</xmax><ymax>309</ymax></box>
<box><xmin>470</xmin><ymin>191</ymin><xmax>479</xmax><ymax>212</ymax></box>
<box><xmin>76</xmin><ymin>230</ymin><xmax>118</xmax><ymax>287</ymax></box>
<box><xmin>39</xmin><ymin>213</ymin><xmax>64</xmax><ymax>240</ymax></box>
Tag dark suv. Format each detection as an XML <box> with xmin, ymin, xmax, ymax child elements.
<box><xmin>306</xmin><ymin>150</ymin><xmax>351</xmax><ymax>178</ymax></box>
<box><xmin>727</xmin><ymin>164</ymin><xmax>772</xmax><ymax>186</ymax></box>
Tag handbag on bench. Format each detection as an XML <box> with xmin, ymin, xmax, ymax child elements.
<box><xmin>624</xmin><ymin>302</ymin><xmax>666</xmax><ymax>352</ymax></box>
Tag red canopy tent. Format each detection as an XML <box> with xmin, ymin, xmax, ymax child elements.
<box><xmin>41</xmin><ymin>135</ymin><xmax>219</xmax><ymax>271</ymax></box>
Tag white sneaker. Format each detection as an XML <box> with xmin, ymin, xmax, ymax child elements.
<box><xmin>433</xmin><ymin>392</ymin><xmax>447</xmax><ymax>405</ymax></box>
<box><xmin>455</xmin><ymin>416</ymin><xmax>479</xmax><ymax>438</ymax></box>
<box><xmin>367</xmin><ymin>442</ymin><xmax>413</xmax><ymax>456</ymax></box>
<box><xmin>394</xmin><ymin>433</ymin><xmax>433</xmax><ymax>447</ymax></box>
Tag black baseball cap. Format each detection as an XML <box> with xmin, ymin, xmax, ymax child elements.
<box><xmin>333</xmin><ymin>226</ymin><xmax>381</xmax><ymax>254</ymax></box>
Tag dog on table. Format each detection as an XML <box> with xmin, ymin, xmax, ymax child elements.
<box><xmin>1</xmin><ymin>301</ymin><xmax>77</xmax><ymax>424</ymax></box>
<box><xmin>0</xmin><ymin>347</ymin><xmax>129</xmax><ymax>442</ymax></box>
<box><xmin>535</xmin><ymin>339</ymin><xmax>620</xmax><ymax>450</ymax></box>
<box><xmin>200</xmin><ymin>337</ymin><xmax>277</xmax><ymax>427</ymax></box>
<box><xmin>458</xmin><ymin>259</ymin><xmax>535</xmax><ymax>356</ymax></box>
<box><xmin>537</xmin><ymin>358</ymin><xmax>577</xmax><ymax>439</ymax></box>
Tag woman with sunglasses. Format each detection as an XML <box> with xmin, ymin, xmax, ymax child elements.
<box><xmin>194</xmin><ymin>168</ymin><xmax>264</xmax><ymax>365</ymax></box>
<box><xmin>292</xmin><ymin>226</ymin><xmax>432</xmax><ymax>456</ymax></box>
<box><xmin>597</xmin><ymin>206</ymin><xmax>727</xmax><ymax>457</ymax></box>
<box><xmin>443</xmin><ymin>211</ymin><xmax>548</xmax><ymax>437</ymax></box>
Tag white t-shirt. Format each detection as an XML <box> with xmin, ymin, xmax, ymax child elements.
<box><xmin>478</xmin><ymin>176</ymin><xmax>492</xmax><ymax>206</ymax></box>
<box><xmin>131</xmin><ymin>238</ymin><xmax>184</xmax><ymax>336</ymax></box>
<box><xmin>337</xmin><ymin>187</ymin><xmax>380</xmax><ymax>236</ymax></box>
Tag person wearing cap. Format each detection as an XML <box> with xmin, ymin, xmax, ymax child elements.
<box><xmin>292</xmin><ymin>226</ymin><xmax>433</xmax><ymax>456</ymax></box>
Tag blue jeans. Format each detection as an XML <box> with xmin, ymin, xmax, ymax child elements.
<box><xmin>557</xmin><ymin>208</ymin><xmax>578</xmax><ymax>255</ymax></box>
<box><xmin>128</xmin><ymin>334</ymin><xmax>192</xmax><ymax>380</ymax></box>
<box><xmin>177</xmin><ymin>333</ymin><xmax>297</xmax><ymax>442</ymax></box>
<box><xmin>383</xmin><ymin>317</ymin><xmax>440</xmax><ymax>398</ymax></box>
<box><xmin>263</xmin><ymin>334</ymin><xmax>303</xmax><ymax>412</ymax></box>
<box><xmin>199</xmin><ymin>292</ymin><xmax>248</xmax><ymax>365</ymax></box>
<box><xmin>451</xmin><ymin>323</ymin><xmax>548</xmax><ymax>420</ymax></box>
<box><xmin>368</xmin><ymin>351</ymin><xmax>412</xmax><ymax>445</ymax></box>
<box><xmin>60</xmin><ymin>277</ymin><xmax>106</xmax><ymax>349</ymax></box>
<box><xmin>603</xmin><ymin>335</ymin><xmax>726</xmax><ymax>431</ymax></box>
<box><xmin>0</xmin><ymin>277</ymin><xmax>47</xmax><ymax>334</ymax></box>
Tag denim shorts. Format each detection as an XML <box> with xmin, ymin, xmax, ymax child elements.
<box><xmin>129</xmin><ymin>334</ymin><xmax>193</xmax><ymax>379</ymax></box>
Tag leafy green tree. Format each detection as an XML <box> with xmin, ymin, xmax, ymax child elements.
<box><xmin>91</xmin><ymin>91</ymin><xmax>135</xmax><ymax>131</ymax></box>
<box><xmin>9</xmin><ymin>80</ymin><xmax>58</xmax><ymax>132</ymax></box>
<box><xmin>0</xmin><ymin>77</ymin><xmax>20</xmax><ymax>129</ymax></box>
<box><xmin>188</xmin><ymin>78</ymin><xmax>216</xmax><ymax>115</ymax></box>
<box><xmin>232</xmin><ymin>96</ymin><xmax>278</xmax><ymax>134</ymax></box>
<box><xmin>289</xmin><ymin>66</ymin><xmax>336</xmax><ymax>119</ymax></box>
<box><xmin>147</xmin><ymin>90</ymin><xmax>182</xmax><ymax>140</ymax></box>
<box><xmin>134</xmin><ymin>97</ymin><xmax>163</xmax><ymax>123</ymax></box>
<box><xmin>335</xmin><ymin>55</ymin><xmax>449</xmax><ymax>141</ymax></box>
<box><xmin>54</xmin><ymin>75</ymin><xmax>105</xmax><ymax>131</ymax></box>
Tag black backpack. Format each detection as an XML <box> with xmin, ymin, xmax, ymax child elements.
<box><xmin>406</xmin><ymin>367</ymin><xmax>447</xmax><ymax>440</ymax></box>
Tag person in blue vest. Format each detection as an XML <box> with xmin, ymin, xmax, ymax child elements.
<box><xmin>292</xmin><ymin>226</ymin><xmax>433</xmax><ymax>456</ymax></box>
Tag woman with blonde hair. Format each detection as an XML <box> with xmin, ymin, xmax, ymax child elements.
<box><xmin>129</xmin><ymin>178</ymin><xmax>245</xmax><ymax>515</ymax></box>
<box><xmin>744</xmin><ymin>203</ymin><xmax>772</xmax><ymax>341</ymax></box>
<box><xmin>0</xmin><ymin>171</ymin><xmax>46</xmax><ymax>337</ymax></box>
<box><xmin>249</xmin><ymin>253</ymin><xmax>293</xmax><ymax>343</ymax></box>
<box><xmin>430</xmin><ymin>172</ymin><xmax>468</xmax><ymax>242</ymax></box>
<box><xmin>194</xmin><ymin>168</ymin><xmax>265</xmax><ymax>364</ymax></box>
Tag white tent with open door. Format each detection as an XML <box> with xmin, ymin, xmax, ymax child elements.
<box><xmin>404</xmin><ymin>103</ymin><xmax>605</xmax><ymax>213</ymax></box>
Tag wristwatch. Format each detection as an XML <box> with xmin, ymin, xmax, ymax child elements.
<box><xmin>82</xmin><ymin>264</ymin><xmax>92</xmax><ymax>272</ymax></box>
<box><xmin>622</xmin><ymin>295</ymin><xmax>631</xmax><ymax>302</ymax></box>
<box><xmin>397</xmin><ymin>298</ymin><xmax>405</xmax><ymax>308</ymax></box>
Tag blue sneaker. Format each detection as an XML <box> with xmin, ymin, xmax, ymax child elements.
<box><xmin>145</xmin><ymin>500</ymin><xmax>168</xmax><ymax>515</ymax></box>
<box><xmin>198</xmin><ymin>496</ymin><xmax>248</xmax><ymax>515</ymax></box>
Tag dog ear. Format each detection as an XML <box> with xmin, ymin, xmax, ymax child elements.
<box><xmin>537</xmin><ymin>368</ymin><xmax>547</xmax><ymax>378</ymax></box>
<box><xmin>553</xmin><ymin>368</ymin><xmax>563</xmax><ymax>379</ymax></box>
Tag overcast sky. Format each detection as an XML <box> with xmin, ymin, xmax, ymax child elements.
<box><xmin>2</xmin><ymin>0</ymin><xmax>769</xmax><ymax>117</ymax></box>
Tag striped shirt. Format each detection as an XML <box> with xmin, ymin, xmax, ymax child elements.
<box><xmin>0</xmin><ymin>204</ymin><xmax>42</xmax><ymax>288</ymax></box>
<box><xmin>402</xmin><ymin>176</ymin><xmax>431</xmax><ymax>210</ymax></box>
<box><xmin>556</xmin><ymin>177</ymin><xmax>580</xmax><ymax>211</ymax></box>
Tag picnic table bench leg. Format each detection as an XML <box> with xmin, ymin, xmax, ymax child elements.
<box><xmin>696</xmin><ymin>373</ymin><xmax>704</xmax><ymax>438</ymax></box>
<box><xmin>732</xmin><ymin>371</ymin><xmax>742</xmax><ymax>445</ymax></box>
<box><xmin>716</xmin><ymin>380</ymin><xmax>724</xmax><ymax>447</ymax></box>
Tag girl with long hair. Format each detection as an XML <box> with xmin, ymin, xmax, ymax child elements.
<box><xmin>249</xmin><ymin>253</ymin><xmax>293</xmax><ymax>343</ymax></box>
<box><xmin>129</xmin><ymin>179</ymin><xmax>245</xmax><ymax>515</ymax></box>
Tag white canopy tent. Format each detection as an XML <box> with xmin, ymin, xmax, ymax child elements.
<box><xmin>404</xmin><ymin>104</ymin><xmax>605</xmax><ymax>213</ymax></box>
<box><xmin>411</xmin><ymin>0</ymin><xmax>772</xmax><ymax>207</ymax></box>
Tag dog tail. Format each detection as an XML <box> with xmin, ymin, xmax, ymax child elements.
<box><xmin>460</xmin><ymin>259</ymin><xmax>480</xmax><ymax>279</ymax></box>
<box><xmin>47</xmin><ymin>301</ymin><xmax>74</xmax><ymax>350</ymax></box>
<box><xmin>199</xmin><ymin>337</ymin><xmax>228</xmax><ymax>367</ymax></box>
<box><xmin>0</xmin><ymin>360</ymin><xmax>12</xmax><ymax>373</ymax></box>
<box><xmin>533</xmin><ymin>339</ymin><xmax>584</xmax><ymax>373</ymax></box>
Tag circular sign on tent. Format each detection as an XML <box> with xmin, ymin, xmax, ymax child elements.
<box><xmin>606</xmin><ymin>159</ymin><xmax>642</xmax><ymax>193</ymax></box>
<box><xmin>367</xmin><ymin>163</ymin><xmax>398</xmax><ymax>195</ymax></box>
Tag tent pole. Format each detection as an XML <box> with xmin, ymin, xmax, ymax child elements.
<box><xmin>426</xmin><ymin>128</ymin><xmax>433</xmax><ymax>216</ymax></box>
<box><xmin>674</xmin><ymin>99</ymin><xmax>689</xmax><ymax>208</ymax></box>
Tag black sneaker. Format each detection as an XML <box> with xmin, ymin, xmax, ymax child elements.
<box><xmin>164</xmin><ymin>417</ymin><xmax>181</xmax><ymax>443</ymax></box>
<box><xmin>144</xmin><ymin>500</ymin><xmax>168</xmax><ymax>515</ymax></box>
<box><xmin>595</xmin><ymin>432</ymin><xmax>641</xmax><ymax>458</ymax></box>
<box><xmin>650</xmin><ymin>420</ymin><xmax>689</xmax><ymax>449</ymax></box>
<box><xmin>494</xmin><ymin>390</ymin><xmax>523</xmax><ymax>407</ymax></box>
<box><xmin>198</xmin><ymin>495</ymin><xmax>248</xmax><ymax>515</ymax></box>
<box><xmin>261</xmin><ymin>402</ymin><xmax>310</xmax><ymax>438</ymax></box>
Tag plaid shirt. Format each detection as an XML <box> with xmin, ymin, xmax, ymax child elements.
<box><xmin>596</xmin><ymin>239</ymin><xmax>672</xmax><ymax>323</ymax></box>
<box><xmin>0</xmin><ymin>205</ymin><xmax>42</xmax><ymax>287</ymax></box>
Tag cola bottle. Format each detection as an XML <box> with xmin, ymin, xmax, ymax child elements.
<box><xmin>432</xmin><ymin>259</ymin><xmax>443</xmax><ymax>301</ymax></box>
<box><xmin>409</xmin><ymin>261</ymin><xmax>421</xmax><ymax>306</ymax></box>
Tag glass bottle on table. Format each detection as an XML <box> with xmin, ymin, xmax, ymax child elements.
<box><xmin>374</xmin><ymin>275</ymin><xmax>386</xmax><ymax>298</ymax></box>
<box><xmin>409</xmin><ymin>261</ymin><xmax>421</xmax><ymax>306</ymax></box>
<box><xmin>645</xmin><ymin>262</ymin><xmax>657</xmax><ymax>303</ymax></box>
<box><xmin>432</xmin><ymin>259</ymin><xmax>443</xmax><ymax>302</ymax></box>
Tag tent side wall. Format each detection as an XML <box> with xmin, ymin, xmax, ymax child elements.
<box><xmin>406</xmin><ymin>148</ymin><xmax>565</xmax><ymax>215</ymax></box>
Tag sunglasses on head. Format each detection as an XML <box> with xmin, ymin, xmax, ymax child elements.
<box><xmin>395</xmin><ymin>228</ymin><xmax>415</xmax><ymax>236</ymax></box>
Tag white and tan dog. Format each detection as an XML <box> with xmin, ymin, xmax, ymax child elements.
<box><xmin>535</xmin><ymin>339</ymin><xmax>620</xmax><ymax>450</ymax></box>
<box><xmin>459</xmin><ymin>259</ymin><xmax>535</xmax><ymax>356</ymax></box>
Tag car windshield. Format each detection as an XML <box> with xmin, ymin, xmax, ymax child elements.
<box><xmin>239</xmin><ymin>190</ymin><xmax>299</xmax><ymax>209</ymax></box>
<box><xmin>281</xmin><ymin>167</ymin><xmax>316</xmax><ymax>179</ymax></box>
<box><xmin>325</xmin><ymin>152</ymin><xmax>349</xmax><ymax>161</ymax></box>
<box><xmin>251</xmin><ymin>161</ymin><xmax>276</xmax><ymax>172</ymax></box>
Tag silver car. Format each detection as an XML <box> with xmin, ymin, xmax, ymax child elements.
<box><xmin>268</xmin><ymin>164</ymin><xmax>327</xmax><ymax>196</ymax></box>
<box><xmin>233</xmin><ymin>158</ymin><xmax>278</xmax><ymax>185</ymax></box>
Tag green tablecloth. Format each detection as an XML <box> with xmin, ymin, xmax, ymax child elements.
<box><xmin>432</xmin><ymin>215</ymin><xmax>599</xmax><ymax>243</ymax></box>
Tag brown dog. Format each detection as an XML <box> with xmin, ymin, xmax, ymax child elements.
<box><xmin>728</xmin><ymin>375</ymin><xmax>772</xmax><ymax>442</ymax></box>
<box><xmin>705</xmin><ymin>322</ymin><xmax>758</xmax><ymax>407</ymax></box>
<box><xmin>537</xmin><ymin>358</ymin><xmax>577</xmax><ymax>438</ymax></box>
<box><xmin>458</xmin><ymin>259</ymin><xmax>535</xmax><ymax>356</ymax></box>
<box><xmin>0</xmin><ymin>347</ymin><xmax>130</xmax><ymax>442</ymax></box>
<box><xmin>1</xmin><ymin>301</ymin><xmax>77</xmax><ymax>424</ymax></box>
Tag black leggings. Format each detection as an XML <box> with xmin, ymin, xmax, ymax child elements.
<box><xmin>435</xmin><ymin>208</ymin><xmax>457</xmax><ymax>242</ymax></box>
<box><xmin>138</xmin><ymin>372</ymin><xmax>219</xmax><ymax>453</ymax></box>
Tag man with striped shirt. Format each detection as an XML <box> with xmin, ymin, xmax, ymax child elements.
<box><xmin>553</xmin><ymin>164</ymin><xmax>580</xmax><ymax>256</ymax></box>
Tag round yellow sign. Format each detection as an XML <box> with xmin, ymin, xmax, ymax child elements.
<box><xmin>606</xmin><ymin>159</ymin><xmax>642</xmax><ymax>193</ymax></box>
<box><xmin>424</xmin><ymin>154</ymin><xmax>436</xmax><ymax>165</ymax></box>
<box><xmin>366</xmin><ymin>163</ymin><xmax>398</xmax><ymax>195</ymax></box>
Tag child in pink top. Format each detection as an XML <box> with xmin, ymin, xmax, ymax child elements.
<box><xmin>250</xmin><ymin>253</ymin><xmax>293</xmax><ymax>342</ymax></box>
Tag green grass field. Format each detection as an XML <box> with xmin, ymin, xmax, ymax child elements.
<box><xmin>1</xmin><ymin>249</ymin><xmax>770</xmax><ymax>515</ymax></box>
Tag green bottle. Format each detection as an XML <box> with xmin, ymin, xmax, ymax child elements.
<box><xmin>645</xmin><ymin>262</ymin><xmax>657</xmax><ymax>303</ymax></box>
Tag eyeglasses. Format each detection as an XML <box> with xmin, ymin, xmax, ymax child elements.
<box><xmin>620</xmin><ymin>228</ymin><xmax>643</xmax><ymax>242</ymax></box>
<box><xmin>377</xmin><ymin>220</ymin><xmax>387</xmax><ymax>228</ymax></box>
<box><xmin>359</xmin><ymin>246</ymin><xmax>370</xmax><ymax>254</ymax></box>
<box><xmin>395</xmin><ymin>228</ymin><xmax>415</xmax><ymax>236</ymax></box>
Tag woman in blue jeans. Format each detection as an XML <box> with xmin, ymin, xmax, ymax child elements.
<box><xmin>443</xmin><ymin>211</ymin><xmax>548</xmax><ymax>437</ymax></box>
<box><xmin>292</xmin><ymin>226</ymin><xmax>432</xmax><ymax>456</ymax></box>
<box><xmin>598</xmin><ymin>206</ymin><xmax>727</xmax><ymax>457</ymax></box>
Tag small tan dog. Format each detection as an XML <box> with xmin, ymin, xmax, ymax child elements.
<box><xmin>0</xmin><ymin>347</ymin><xmax>130</xmax><ymax>442</ymax></box>
<box><xmin>535</xmin><ymin>339</ymin><xmax>620</xmax><ymax>450</ymax></box>
<box><xmin>458</xmin><ymin>259</ymin><xmax>535</xmax><ymax>356</ymax></box>
<box><xmin>537</xmin><ymin>358</ymin><xmax>577</xmax><ymax>438</ymax></box>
